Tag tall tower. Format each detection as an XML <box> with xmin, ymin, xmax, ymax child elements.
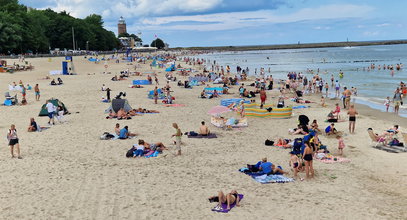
<box><xmin>118</xmin><ymin>16</ymin><xmax>127</xmax><ymax>36</ymax></box>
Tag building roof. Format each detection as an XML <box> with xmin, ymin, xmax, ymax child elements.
<box><xmin>118</xmin><ymin>16</ymin><xmax>126</xmax><ymax>24</ymax></box>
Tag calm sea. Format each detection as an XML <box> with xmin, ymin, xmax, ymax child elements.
<box><xmin>194</xmin><ymin>44</ymin><xmax>407</xmax><ymax>117</ymax></box>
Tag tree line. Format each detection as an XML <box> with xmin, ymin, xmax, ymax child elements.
<box><xmin>0</xmin><ymin>0</ymin><xmax>119</xmax><ymax>54</ymax></box>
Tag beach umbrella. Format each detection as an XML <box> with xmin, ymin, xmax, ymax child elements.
<box><xmin>208</xmin><ymin>106</ymin><xmax>231</xmax><ymax>115</ymax></box>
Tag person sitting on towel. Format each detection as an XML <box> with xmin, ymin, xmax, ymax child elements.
<box><xmin>57</xmin><ymin>77</ymin><xmax>63</xmax><ymax>85</ymax></box>
<box><xmin>258</xmin><ymin>158</ymin><xmax>286</xmax><ymax>175</ymax></box>
<box><xmin>199</xmin><ymin>121</ymin><xmax>210</xmax><ymax>136</ymax></box>
<box><xmin>50</xmin><ymin>79</ymin><xmax>57</xmax><ymax>85</ymax></box>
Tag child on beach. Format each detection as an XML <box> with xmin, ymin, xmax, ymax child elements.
<box><xmin>384</xmin><ymin>96</ymin><xmax>390</xmax><ymax>112</ymax></box>
<box><xmin>320</xmin><ymin>96</ymin><xmax>326</xmax><ymax>107</ymax></box>
<box><xmin>337</xmin><ymin>135</ymin><xmax>345</xmax><ymax>156</ymax></box>
<box><xmin>289</xmin><ymin>152</ymin><xmax>303</xmax><ymax>179</ymax></box>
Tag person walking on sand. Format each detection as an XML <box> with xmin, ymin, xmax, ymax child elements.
<box><xmin>34</xmin><ymin>84</ymin><xmax>40</xmax><ymax>101</ymax></box>
<box><xmin>259</xmin><ymin>88</ymin><xmax>266</xmax><ymax>108</ymax></box>
<box><xmin>337</xmin><ymin>135</ymin><xmax>345</xmax><ymax>156</ymax></box>
<box><xmin>153</xmin><ymin>86</ymin><xmax>158</xmax><ymax>104</ymax></box>
<box><xmin>347</xmin><ymin>104</ymin><xmax>358</xmax><ymax>134</ymax></box>
<box><xmin>342</xmin><ymin>87</ymin><xmax>352</xmax><ymax>109</ymax></box>
<box><xmin>393</xmin><ymin>88</ymin><xmax>403</xmax><ymax>114</ymax></box>
<box><xmin>384</xmin><ymin>96</ymin><xmax>391</xmax><ymax>112</ymax></box>
<box><xmin>7</xmin><ymin>124</ymin><xmax>22</xmax><ymax>159</ymax></box>
<box><xmin>172</xmin><ymin>123</ymin><xmax>182</xmax><ymax>156</ymax></box>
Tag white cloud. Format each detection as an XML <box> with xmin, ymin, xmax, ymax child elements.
<box><xmin>376</xmin><ymin>23</ymin><xmax>391</xmax><ymax>27</ymax></box>
<box><xmin>140</xmin><ymin>4</ymin><xmax>374</xmax><ymax>31</ymax></box>
<box><xmin>43</xmin><ymin>0</ymin><xmax>222</xmax><ymax>18</ymax></box>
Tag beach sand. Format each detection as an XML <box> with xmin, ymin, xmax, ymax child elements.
<box><xmin>0</xmin><ymin>55</ymin><xmax>406</xmax><ymax>219</ymax></box>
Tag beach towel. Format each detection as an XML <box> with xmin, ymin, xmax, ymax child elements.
<box><xmin>163</xmin><ymin>104</ymin><xmax>185</xmax><ymax>107</ymax></box>
<box><xmin>239</xmin><ymin>168</ymin><xmax>294</xmax><ymax>183</ymax></box>
<box><xmin>211</xmin><ymin>194</ymin><xmax>243</xmax><ymax>213</ymax></box>
<box><xmin>254</xmin><ymin>174</ymin><xmax>294</xmax><ymax>184</ymax></box>
<box><xmin>292</xmin><ymin>105</ymin><xmax>310</xmax><ymax>109</ymax></box>
<box><xmin>187</xmin><ymin>133</ymin><xmax>217</xmax><ymax>139</ymax></box>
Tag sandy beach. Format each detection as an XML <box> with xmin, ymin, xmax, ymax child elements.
<box><xmin>1</xmin><ymin>55</ymin><xmax>407</xmax><ymax>220</ymax></box>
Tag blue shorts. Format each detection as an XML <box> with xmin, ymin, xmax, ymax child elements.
<box><xmin>35</xmin><ymin>92</ymin><xmax>40</xmax><ymax>95</ymax></box>
<box><xmin>48</xmin><ymin>112</ymin><xmax>54</xmax><ymax>118</ymax></box>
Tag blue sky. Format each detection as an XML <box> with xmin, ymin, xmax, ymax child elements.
<box><xmin>20</xmin><ymin>0</ymin><xmax>407</xmax><ymax>47</ymax></box>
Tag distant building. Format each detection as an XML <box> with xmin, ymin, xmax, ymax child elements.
<box><xmin>118</xmin><ymin>16</ymin><xmax>127</xmax><ymax>36</ymax></box>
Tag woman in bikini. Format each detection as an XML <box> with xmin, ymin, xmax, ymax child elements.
<box><xmin>302</xmin><ymin>140</ymin><xmax>314</xmax><ymax>179</ymax></box>
<box><xmin>209</xmin><ymin>190</ymin><xmax>240</xmax><ymax>211</ymax></box>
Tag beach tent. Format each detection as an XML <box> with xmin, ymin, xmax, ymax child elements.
<box><xmin>39</xmin><ymin>99</ymin><xmax>68</xmax><ymax>116</ymax></box>
<box><xmin>105</xmin><ymin>99</ymin><xmax>132</xmax><ymax>113</ymax></box>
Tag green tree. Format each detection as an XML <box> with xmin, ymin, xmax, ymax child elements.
<box><xmin>151</xmin><ymin>38</ymin><xmax>165</xmax><ymax>49</ymax></box>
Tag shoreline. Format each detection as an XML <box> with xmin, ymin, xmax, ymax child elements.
<box><xmin>172</xmin><ymin>40</ymin><xmax>407</xmax><ymax>51</ymax></box>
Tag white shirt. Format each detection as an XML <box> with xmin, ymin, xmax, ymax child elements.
<box><xmin>46</xmin><ymin>102</ymin><xmax>55</xmax><ymax>113</ymax></box>
<box><xmin>133</xmin><ymin>144</ymin><xmax>144</xmax><ymax>150</ymax></box>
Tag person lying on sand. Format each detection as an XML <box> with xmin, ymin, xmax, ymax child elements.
<box><xmin>208</xmin><ymin>190</ymin><xmax>240</xmax><ymax>211</ymax></box>
<box><xmin>276</xmin><ymin>138</ymin><xmax>293</xmax><ymax>148</ymax></box>
<box><xmin>134</xmin><ymin>108</ymin><xmax>159</xmax><ymax>113</ymax></box>
<box><xmin>258</xmin><ymin>157</ymin><xmax>286</xmax><ymax>175</ymax></box>
<box><xmin>106</xmin><ymin>109</ymin><xmax>117</xmax><ymax>119</ymax></box>
<box><xmin>117</xmin><ymin>108</ymin><xmax>131</xmax><ymax>120</ymax></box>
<box><xmin>289</xmin><ymin>124</ymin><xmax>308</xmax><ymax>135</ymax></box>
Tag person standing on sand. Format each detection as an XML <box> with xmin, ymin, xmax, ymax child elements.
<box><xmin>153</xmin><ymin>86</ymin><xmax>158</xmax><ymax>104</ymax></box>
<box><xmin>384</xmin><ymin>96</ymin><xmax>391</xmax><ymax>112</ymax></box>
<box><xmin>393</xmin><ymin>88</ymin><xmax>403</xmax><ymax>114</ymax></box>
<box><xmin>172</xmin><ymin>123</ymin><xmax>182</xmax><ymax>156</ymax></box>
<box><xmin>343</xmin><ymin>87</ymin><xmax>352</xmax><ymax>109</ymax></box>
<box><xmin>45</xmin><ymin>100</ymin><xmax>56</xmax><ymax>125</ymax></box>
<box><xmin>259</xmin><ymin>88</ymin><xmax>266</xmax><ymax>108</ymax></box>
<box><xmin>34</xmin><ymin>84</ymin><xmax>40</xmax><ymax>101</ymax></box>
<box><xmin>106</xmin><ymin>88</ymin><xmax>111</xmax><ymax>101</ymax></box>
<box><xmin>347</xmin><ymin>104</ymin><xmax>358</xmax><ymax>134</ymax></box>
<box><xmin>7</xmin><ymin>124</ymin><xmax>22</xmax><ymax>159</ymax></box>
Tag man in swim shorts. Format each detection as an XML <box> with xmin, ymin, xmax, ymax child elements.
<box><xmin>347</xmin><ymin>105</ymin><xmax>358</xmax><ymax>134</ymax></box>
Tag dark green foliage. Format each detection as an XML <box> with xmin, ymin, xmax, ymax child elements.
<box><xmin>0</xmin><ymin>1</ymin><xmax>119</xmax><ymax>54</ymax></box>
<box><xmin>150</xmin><ymin>38</ymin><xmax>165</xmax><ymax>49</ymax></box>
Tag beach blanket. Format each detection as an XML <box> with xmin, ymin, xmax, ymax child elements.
<box><xmin>293</xmin><ymin>105</ymin><xmax>310</xmax><ymax>109</ymax></box>
<box><xmin>211</xmin><ymin>194</ymin><xmax>243</xmax><ymax>213</ymax></box>
<box><xmin>239</xmin><ymin>168</ymin><xmax>294</xmax><ymax>183</ymax></box>
<box><xmin>316</xmin><ymin>156</ymin><xmax>351</xmax><ymax>163</ymax></box>
<box><xmin>163</xmin><ymin>104</ymin><xmax>185</xmax><ymax>107</ymax></box>
<box><xmin>188</xmin><ymin>133</ymin><xmax>217</xmax><ymax>139</ymax></box>
<box><xmin>254</xmin><ymin>174</ymin><xmax>295</xmax><ymax>184</ymax></box>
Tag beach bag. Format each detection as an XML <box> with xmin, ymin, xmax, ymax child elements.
<box><xmin>389</xmin><ymin>138</ymin><xmax>400</xmax><ymax>146</ymax></box>
<box><xmin>265</xmin><ymin>139</ymin><xmax>274</xmax><ymax>146</ymax></box>
<box><xmin>126</xmin><ymin>147</ymin><xmax>136</xmax><ymax>158</ymax></box>
<box><xmin>293</xmin><ymin>138</ymin><xmax>303</xmax><ymax>152</ymax></box>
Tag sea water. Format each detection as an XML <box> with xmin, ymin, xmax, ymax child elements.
<box><xmin>194</xmin><ymin>44</ymin><xmax>407</xmax><ymax>117</ymax></box>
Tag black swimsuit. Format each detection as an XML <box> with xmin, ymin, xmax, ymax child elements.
<box><xmin>304</xmin><ymin>154</ymin><xmax>313</xmax><ymax>161</ymax></box>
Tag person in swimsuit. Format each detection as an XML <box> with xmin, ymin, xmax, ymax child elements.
<box><xmin>289</xmin><ymin>151</ymin><xmax>302</xmax><ymax>179</ymax></box>
<box><xmin>7</xmin><ymin>124</ymin><xmax>22</xmax><ymax>159</ymax></box>
<box><xmin>34</xmin><ymin>84</ymin><xmax>40</xmax><ymax>101</ymax></box>
<box><xmin>199</xmin><ymin>121</ymin><xmax>210</xmax><ymax>136</ymax></box>
<box><xmin>302</xmin><ymin>141</ymin><xmax>314</xmax><ymax>179</ymax></box>
<box><xmin>337</xmin><ymin>135</ymin><xmax>345</xmax><ymax>156</ymax></box>
<box><xmin>259</xmin><ymin>88</ymin><xmax>267</xmax><ymax>108</ymax></box>
<box><xmin>208</xmin><ymin>190</ymin><xmax>240</xmax><ymax>211</ymax></box>
<box><xmin>347</xmin><ymin>104</ymin><xmax>358</xmax><ymax>134</ymax></box>
<box><xmin>172</xmin><ymin>123</ymin><xmax>182</xmax><ymax>156</ymax></box>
